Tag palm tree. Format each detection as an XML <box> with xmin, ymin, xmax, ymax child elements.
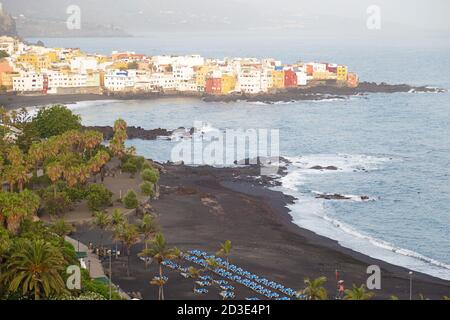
<box><xmin>188</xmin><ymin>266</ymin><xmax>202</xmax><ymax>292</ymax></box>
<box><xmin>344</xmin><ymin>284</ymin><xmax>375</xmax><ymax>300</ymax></box>
<box><xmin>216</xmin><ymin>240</ymin><xmax>232</xmax><ymax>266</ymax></box>
<box><xmin>1</xmin><ymin>239</ymin><xmax>66</xmax><ymax>300</ymax></box>
<box><xmin>110</xmin><ymin>209</ymin><xmax>125</xmax><ymax>227</ymax></box>
<box><xmin>301</xmin><ymin>276</ymin><xmax>328</xmax><ymax>300</ymax></box>
<box><xmin>0</xmin><ymin>190</ymin><xmax>40</xmax><ymax>235</ymax></box>
<box><xmin>109</xmin><ymin>209</ymin><xmax>125</xmax><ymax>257</ymax></box>
<box><xmin>51</xmin><ymin>219</ymin><xmax>75</xmax><ymax>244</ymax></box>
<box><xmin>150</xmin><ymin>276</ymin><xmax>167</xmax><ymax>301</ymax></box>
<box><xmin>46</xmin><ymin>161</ymin><xmax>63</xmax><ymax>197</ymax></box>
<box><xmin>144</xmin><ymin>232</ymin><xmax>177</xmax><ymax>300</ymax></box>
<box><xmin>116</xmin><ymin>222</ymin><xmax>140</xmax><ymax>277</ymax></box>
<box><xmin>92</xmin><ymin>211</ymin><xmax>110</xmax><ymax>248</ymax></box>
<box><xmin>0</xmin><ymin>227</ymin><xmax>11</xmax><ymax>264</ymax></box>
<box><xmin>138</xmin><ymin>214</ymin><xmax>158</xmax><ymax>268</ymax></box>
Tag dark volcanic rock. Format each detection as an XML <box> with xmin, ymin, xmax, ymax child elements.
<box><xmin>84</xmin><ymin>126</ymin><xmax>172</xmax><ymax>140</ymax></box>
<box><xmin>202</xmin><ymin>82</ymin><xmax>444</xmax><ymax>103</ymax></box>
<box><xmin>310</xmin><ymin>165</ymin><xmax>339</xmax><ymax>171</ymax></box>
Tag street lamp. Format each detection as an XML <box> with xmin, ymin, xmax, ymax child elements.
<box><xmin>108</xmin><ymin>249</ymin><xmax>112</xmax><ymax>300</ymax></box>
<box><xmin>409</xmin><ymin>271</ymin><xmax>413</xmax><ymax>300</ymax></box>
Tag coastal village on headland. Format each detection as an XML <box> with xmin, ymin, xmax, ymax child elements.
<box><xmin>0</xmin><ymin>36</ymin><xmax>359</xmax><ymax>96</ymax></box>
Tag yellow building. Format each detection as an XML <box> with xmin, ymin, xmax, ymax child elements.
<box><xmin>195</xmin><ymin>65</ymin><xmax>213</xmax><ymax>89</ymax></box>
<box><xmin>221</xmin><ymin>73</ymin><xmax>237</xmax><ymax>94</ymax></box>
<box><xmin>46</xmin><ymin>51</ymin><xmax>59</xmax><ymax>63</ymax></box>
<box><xmin>271</xmin><ymin>70</ymin><xmax>285</xmax><ymax>89</ymax></box>
<box><xmin>337</xmin><ymin>65</ymin><xmax>348</xmax><ymax>81</ymax></box>
<box><xmin>112</xmin><ymin>61</ymin><xmax>128</xmax><ymax>70</ymax></box>
<box><xmin>313</xmin><ymin>70</ymin><xmax>337</xmax><ymax>80</ymax></box>
<box><xmin>16</xmin><ymin>54</ymin><xmax>51</xmax><ymax>71</ymax></box>
<box><xmin>0</xmin><ymin>72</ymin><xmax>18</xmax><ymax>90</ymax></box>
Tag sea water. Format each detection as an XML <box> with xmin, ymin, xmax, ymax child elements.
<box><xmin>31</xmin><ymin>33</ymin><xmax>450</xmax><ymax>280</ymax></box>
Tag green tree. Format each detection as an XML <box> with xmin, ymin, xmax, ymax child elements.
<box><xmin>51</xmin><ymin>219</ymin><xmax>75</xmax><ymax>243</ymax></box>
<box><xmin>188</xmin><ymin>266</ymin><xmax>202</xmax><ymax>292</ymax></box>
<box><xmin>141</xmin><ymin>168</ymin><xmax>159</xmax><ymax>184</ymax></box>
<box><xmin>1</xmin><ymin>239</ymin><xmax>67</xmax><ymax>300</ymax></box>
<box><xmin>344</xmin><ymin>284</ymin><xmax>375</xmax><ymax>300</ymax></box>
<box><xmin>140</xmin><ymin>181</ymin><xmax>154</xmax><ymax>197</ymax></box>
<box><xmin>86</xmin><ymin>184</ymin><xmax>113</xmax><ymax>212</ymax></box>
<box><xmin>216</xmin><ymin>240</ymin><xmax>232</xmax><ymax>266</ymax></box>
<box><xmin>143</xmin><ymin>232</ymin><xmax>177</xmax><ymax>300</ymax></box>
<box><xmin>301</xmin><ymin>276</ymin><xmax>328</xmax><ymax>300</ymax></box>
<box><xmin>122</xmin><ymin>160</ymin><xmax>137</xmax><ymax>177</ymax></box>
<box><xmin>116</xmin><ymin>223</ymin><xmax>139</xmax><ymax>277</ymax></box>
<box><xmin>127</xmin><ymin>61</ymin><xmax>139</xmax><ymax>69</ymax></box>
<box><xmin>32</xmin><ymin>105</ymin><xmax>82</xmax><ymax>139</ymax></box>
<box><xmin>137</xmin><ymin>214</ymin><xmax>158</xmax><ymax>268</ymax></box>
<box><xmin>0</xmin><ymin>50</ymin><xmax>9</xmax><ymax>58</ymax></box>
<box><xmin>123</xmin><ymin>190</ymin><xmax>138</xmax><ymax>209</ymax></box>
<box><xmin>92</xmin><ymin>211</ymin><xmax>110</xmax><ymax>248</ymax></box>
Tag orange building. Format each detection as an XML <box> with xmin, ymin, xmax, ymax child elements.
<box><xmin>347</xmin><ymin>72</ymin><xmax>359</xmax><ymax>88</ymax></box>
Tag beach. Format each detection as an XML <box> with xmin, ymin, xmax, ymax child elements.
<box><xmin>71</xmin><ymin>162</ymin><xmax>450</xmax><ymax>300</ymax></box>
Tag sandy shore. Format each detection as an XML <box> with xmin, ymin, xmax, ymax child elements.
<box><xmin>71</xmin><ymin>163</ymin><xmax>450</xmax><ymax>300</ymax></box>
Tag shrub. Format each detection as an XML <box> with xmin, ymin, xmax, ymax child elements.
<box><xmin>66</xmin><ymin>185</ymin><xmax>87</xmax><ymax>202</ymax></box>
<box><xmin>122</xmin><ymin>160</ymin><xmax>137</xmax><ymax>177</ymax></box>
<box><xmin>140</xmin><ymin>181</ymin><xmax>154</xmax><ymax>197</ymax></box>
<box><xmin>86</xmin><ymin>184</ymin><xmax>113</xmax><ymax>211</ymax></box>
<box><xmin>123</xmin><ymin>190</ymin><xmax>139</xmax><ymax>209</ymax></box>
<box><xmin>141</xmin><ymin>161</ymin><xmax>153</xmax><ymax>171</ymax></box>
<box><xmin>141</xmin><ymin>168</ymin><xmax>159</xmax><ymax>184</ymax></box>
<box><xmin>51</xmin><ymin>181</ymin><xmax>86</xmax><ymax>202</ymax></box>
<box><xmin>43</xmin><ymin>191</ymin><xmax>73</xmax><ymax>216</ymax></box>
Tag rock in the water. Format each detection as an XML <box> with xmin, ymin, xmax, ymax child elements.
<box><xmin>310</xmin><ymin>165</ymin><xmax>339</xmax><ymax>171</ymax></box>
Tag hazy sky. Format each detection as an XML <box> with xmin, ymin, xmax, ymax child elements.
<box><xmin>3</xmin><ymin>0</ymin><xmax>450</xmax><ymax>35</ymax></box>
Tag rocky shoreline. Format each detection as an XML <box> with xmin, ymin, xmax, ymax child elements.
<box><xmin>83</xmin><ymin>125</ymin><xmax>173</xmax><ymax>140</ymax></box>
<box><xmin>202</xmin><ymin>82</ymin><xmax>444</xmax><ymax>103</ymax></box>
<box><xmin>1</xmin><ymin>82</ymin><xmax>445</xmax><ymax>110</ymax></box>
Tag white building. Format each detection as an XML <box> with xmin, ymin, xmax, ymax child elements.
<box><xmin>260</xmin><ymin>69</ymin><xmax>273</xmax><ymax>92</ymax></box>
<box><xmin>296</xmin><ymin>71</ymin><xmax>308</xmax><ymax>86</ymax></box>
<box><xmin>149</xmin><ymin>72</ymin><xmax>177</xmax><ymax>91</ymax></box>
<box><xmin>172</xmin><ymin>64</ymin><xmax>195</xmax><ymax>81</ymax></box>
<box><xmin>70</xmin><ymin>56</ymin><xmax>98</xmax><ymax>73</ymax></box>
<box><xmin>237</xmin><ymin>68</ymin><xmax>263</xmax><ymax>94</ymax></box>
<box><xmin>0</xmin><ymin>36</ymin><xmax>25</xmax><ymax>56</ymax></box>
<box><xmin>12</xmin><ymin>72</ymin><xmax>44</xmax><ymax>92</ymax></box>
<box><xmin>104</xmin><ymin>70</ymin><xmax>136</xmax><ymax>92</ymax></box>
<box><xmin>44</xmin><ymin>70</ymin><xmax>88</xmax><ymax>93</ymax></box>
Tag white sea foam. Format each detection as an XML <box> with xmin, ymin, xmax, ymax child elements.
<box><xmin>66</xmin><ymin>100</ymin><xmax>119</xmax><ymax>111</ymax></box>
<box><xmin>275</xmin><ymin>153</ymin><xmax>450</xmax><ymax>281</ymax></box>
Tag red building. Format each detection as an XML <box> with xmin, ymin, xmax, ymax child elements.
<box><xmin>326</xmin><ymin>64</ymin><xmax>337</xmax><ymax>73</ymax></box>
<box><xmin>284</xmin><ymin>70</ymin><xmax>298</xmax><ymax>87</ymax></box>
<box><xmin>205</xmin><ymin>77</ymin><xmax>222</xmax><ymax>94</ymax></box>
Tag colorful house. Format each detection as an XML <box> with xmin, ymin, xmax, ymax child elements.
<box><xmin>347</xmin><ymin>72</ymin><xmax>359</xmax><ymax>88</ymax></box>
<box><xmin>205</xmin><ymin>77</ymin><xmax>222</xmax><ymax>94</ymax></box>
<box><xmin>284</xmin><ymin>69</ymin><xmax>297</xmax><ymax>87</ymax></box>
<box><xmin>195</xmin><ymin>65</ymin><xmax>213</xmax><ymax>90</ymax></box>
<box><xmin>271</xmin><ymin>70</ymin><xmax>285</xmax><ymax>89</ymax></box>
<box><xmin>336</xmin><ymin>65</ymin><xmax>348</xmax><ymax>82</ymax></box>
<box><xmin>221</xmin><ymin>73</ymin><xmax>237</xmax><ymax>94</ymax></box>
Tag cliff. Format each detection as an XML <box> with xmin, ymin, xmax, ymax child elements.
<box><xmin>0</xmin><ymin>7</ymin><xmax>17</xmax><ymax>36</ymax></box>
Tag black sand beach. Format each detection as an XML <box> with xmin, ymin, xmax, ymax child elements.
<box><xmin>71</xmin><ymin>163</ymin><xmax>450</xmax><ymax>300</ymax></box>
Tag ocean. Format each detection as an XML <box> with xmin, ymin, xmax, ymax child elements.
<box><xmin>29</xmin><ymin>32</ymin><xmax>450</xmax><ymax>280</ymax></box>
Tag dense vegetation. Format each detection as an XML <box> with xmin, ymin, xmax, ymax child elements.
<box><xmin>0</xmin><ymin>105</ymin><xmax>160</xmax><ymax>300</ymax></box>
